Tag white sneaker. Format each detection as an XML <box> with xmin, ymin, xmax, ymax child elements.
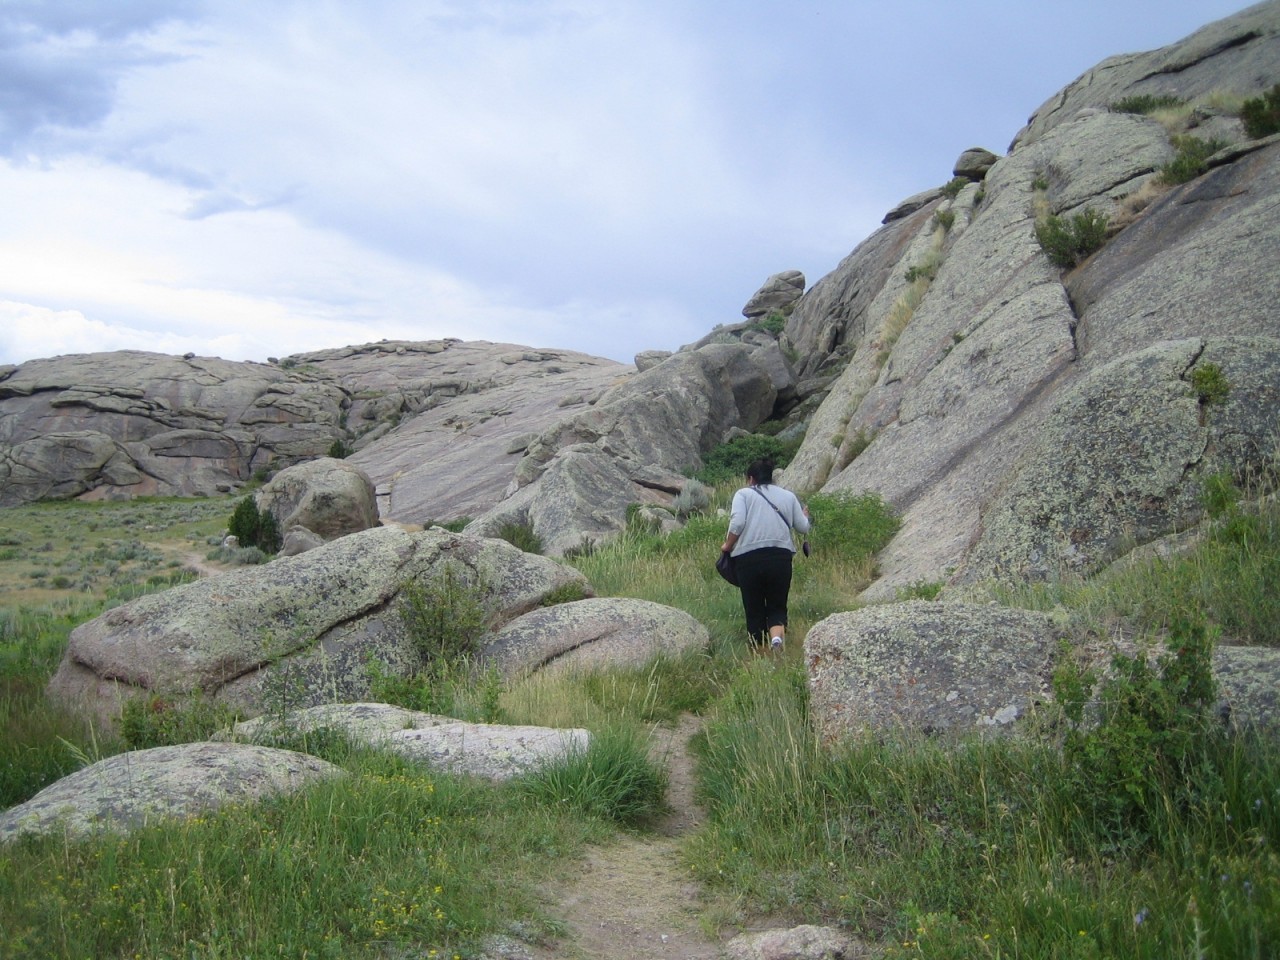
<box><xmin>770</xmin><ymin>635</ymin><xmax>783</xmax><ymax>651</ymax></box>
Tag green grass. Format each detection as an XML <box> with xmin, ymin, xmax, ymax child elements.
<box><xmin>2</xmin><ymin>484</ymin><xmax>1278</xmax><ymax>958</ymax></box>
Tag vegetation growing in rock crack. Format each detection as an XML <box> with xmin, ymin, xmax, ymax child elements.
<box><xmin>1158</xmin><ymin>135</ymin><xmax>1229</xmax><ymax>185</ymax></box>
<box><xmin>1240</xmin><ymin>82</ymin><xmax>1280</xmax><ymax>139</ymax></box>
<box><xmin>1034</xmin><ymin>207</ymin><xmax>1110</xmax><ymax>268</ymax></box>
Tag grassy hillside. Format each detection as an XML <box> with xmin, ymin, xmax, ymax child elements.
<box><xmin>1</xmin><ymin>489</ymin><xmax>1277</xmax><ymax>958</ymax></box>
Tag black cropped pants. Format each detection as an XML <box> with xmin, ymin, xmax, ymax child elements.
<box><xmin>733</xmin><ymin>546</ymin><xmax>794</xmax><ymax>645</ymax></box>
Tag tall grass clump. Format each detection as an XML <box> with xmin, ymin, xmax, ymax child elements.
<box><xmin>518</xmin><ymin>723</ymin><xmax>667</xmax><ymax>826</ymax></box>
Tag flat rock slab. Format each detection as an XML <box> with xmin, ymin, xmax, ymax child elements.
<box><xmin>0</xmin><ymin>742</ymin><xmax>342</xmax><ymax>842</ymax></box>
<box><xmin>481</xmin><ymin>597</ymin><xmax>710</xmax><ymax>677</ymax></box>
<box><xmin>228</xmin><ymin>702</ymin><xmax>589</xmax><ymax>781</ymax></box>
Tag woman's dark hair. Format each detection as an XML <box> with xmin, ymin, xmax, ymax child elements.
<box><xmin>746</xmin><ymin>458</ymin><xmax>776</xmax><ymax>485</ymax></box>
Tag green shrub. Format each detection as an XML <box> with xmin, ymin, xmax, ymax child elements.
<box><xmin>1190</xmin><ymin>361</ymin><xmax>1230</xmax><ymax>406</ymax></box>
<box><xmin>1052</xmin><ymin>617</ymin><xmax>1220</xmax><ymax>842</ymax></box>
<box><xmin>397</xmin><ymin>564</ymin><xmax>491</xmax><ymax>669</ymax></box>
<box><xmin>932</xmin><ymin>209</ymin><xmax>955</xmax><ymax>232</ymax></box>
<box><xmin>672</xmin><ymin>479</ymin><xmax>712</xmax><ymax>518</ymax></box>
<box><xmin>326</xmin><ymin>438</ymin><xmax>349</xmax><ymax>459</ymax></box>
<box><xmin>749</xmin><ymin>311</ymin><xmax>787</xmax><ymax>337</ymax></box>
<box><xmin>805</xmin><ymin>490</ymin><xmax>900</xmax><ymax>557</ymax></box>
<box><xmin>1240</xmin><ymin>82</ymin><xmax>1280</xmax><ymax>139</ymax></box>
<box><xmin>694</xmin><ymin>434</ymin><xmax>799</xmax><ymax>487</ymax></box>
<box><xmin>226</xmin><ymin>496</ymin><xmax>281</xmax><ymax>554</ymax></box>
<box><xmin>1110</xmin><ymin>93</ymin><xmax>1186</xmax><ymax>114</ymax></box>
<box><xmin>1158</xmin><ymin>135</ymin><xmax>1228</xmax><ymax>185</ymax></box>
<box><xmin>940</xmin><ymin>176</ymin><xmax>967</xmax><ymax>199</ymax></box>
<box><xmin>496</xmin><ymin>520</ymin><xmax>543</xmax><ymax>554</ymax></box>
<box><xmin>1034</xmin><ymin>208</ymin><xmax>1110</xmax><ymax>268</ymax></box>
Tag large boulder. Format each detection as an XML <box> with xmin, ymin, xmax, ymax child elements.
<box><xmin>742</xmin><ymin>270</ymin><xmax>805</xmax><ymax>319</ymax></box>
<box><xmin>227</xmin><ymin>703</ymin><xmax>589</xmax><ymax>781</ymax></box>
<box><xmin>480</xmin><ymin>598</ymin><xmax>709</xmax><ymax>677</ymax></box>
<box><xmin>805</xmin><ymin>602</ymin><xmax>1062</xmax><ymax>742</ymax></box>
<box><xmin>0</xmin><ymin>743</ymin><xmax>342</xmax><ymax>842</ymax></box>
<box><xmin>47</xmin><ymin>526</ymin><xmax>593</xmax><ymax>724</ymax></box>
<box><xmin>255</xmin><ymin>456</ymin><xmax>378</xmax><ymax>542</ymax></box>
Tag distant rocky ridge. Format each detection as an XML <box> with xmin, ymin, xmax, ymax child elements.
<box><xmin>3</xmin><ymin>3</ymin><xmax>1279</xmax><ymax>598</ymax></box>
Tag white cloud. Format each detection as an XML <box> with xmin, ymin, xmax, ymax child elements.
<box><xmin>0</xmin><ymin>0</ymin><xmax>1260</xmax><ymax>368</ymax></box>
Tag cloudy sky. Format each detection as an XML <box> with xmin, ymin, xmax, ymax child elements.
<box><xmin>0</xmin><ymin>1</ymin><xmax>1254</xmax><ymax>368</ymax></box>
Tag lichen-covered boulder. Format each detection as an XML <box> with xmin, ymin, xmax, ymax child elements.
<box><xmin>806</xmin><ymin>602</ymin><xmax>1062</xmax><ymax>741</ymax></box>
<box><xmin>227</xmin><ymin>703</ymin><xmax>589</xmax><ymax>781</ymax></box>
<box><xmin>480</xmin><ymin>597</ymin><xmax>709</xmax><ymax>677</ymax></box>
<box><xmin>254</xmin><ymin>456</ymin><xmax>379</xmax><ymax>541</ymax></box>
<box><xmin>47</xmin><ymin>526</ymin><xmax>593</xmax><ymax>724</ymax></box>
<box><xmin>0</xmin><ymin>743</ymin><xmax>342</xmax><ymax>842</ymax></box>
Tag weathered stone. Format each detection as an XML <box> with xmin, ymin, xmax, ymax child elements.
<box><xmin>280</xmin><ymin>525</ymin><xmax>326</xmax><ymax>556</ymax></box>
<box><xmin>226</xmin><ymin>703</ymin><xmax>590</xmax><ymax>781</ymax></box>
<box><xmin>255</xmin><ymin>456</ymin><xmax>378</xmax><ymax>541</ymax></box>
<box><xmin>806</xmin><ymin>602</ymin><xmax>1062</xmax><ymax>742</ymax></box>
<box><xmin>0</xmin><ymin>743</ymin><xmax>342</xmax><ymax>842</ymax></box>
<box><xmin>724</xmin><ymin>924</ymin><xmax>868</xmax><ymax>960</ymax></box>
<box><xmin>47</xmin><ymin>526</ymin><xmax>593</xmax><ymax>724</ymax></box>
<box><xmin>742</xmin><ymin>270</ymin><xmax>805</xmax><ymax>319</ymax></box>
<box><xmin>953</xmin><ymin>146</ymin><xmax>1000</xmax><ymax>179</ymax></box>
<box><xmin>1013</xmin><ymin>4</ymin><xmax>1280</xmax><ymax>150</ymax></box>
<box><xmin>1214</xmin><ymin>645</ymin><xmax>1280</xmax><ymax>735</ymax></box>
<box><xmin>467</xmin><ymin>344</ymin><xmax>777</xmax><ymax>555</ymax></box>
<box><xmin>480</xmin><ymin>598</ymin><xmax>709</xmax><ymax>677</ymax></box>
<box><xmin>634</xmin><ymin>350</ymin><xmax>673</xmax><ymax>372</ymax></box>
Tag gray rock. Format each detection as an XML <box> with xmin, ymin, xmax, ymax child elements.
<box><xmin>953</xmin><ymin>146</ymin><xmax>1000</xmax><ymax>179</ymax></box>
<box><xmin>1013</xmin><ymin>3</ymin><xmax>1280</xmax><ymax>150</ymax></box>
<box><xmin>280</xmin><ymin>525</ymin><xmax>326</xmax><ymax>556</ymax></box>
<box><xmin>227</xmin><ymin>703</ymin><xmax>589</xmax><ymax>781</ymax></box>
<box><xmin>805</xmin><ymin>602</ymin><xmax>1061</xmax><ymax>742</ymax></box>
<box><xmin>255</xmin><ymin>456</ymin><xmax>378</xmax><ymax>541</ymax></box>
<box><xmin>47</xmin><ymin>526</ymin><xmax>592</xmax><ymax>724</ymax></box>
<box><xmin>0</xmin><ymin>742</ymin><xmax>342</xmax><ymax>842</ymax></box>
<box><xmin>0</xmin><ymin>351</ymin><xmax>346</xmax><ymax>504</ymax></box>
<box><xmin>467</xmin><ymin>344</ymin><xmax>777</xmax><ymax>555</ymax></box>
<box><xmin>1214</xmin><ymin>645</ymin><xmax>1280</xmax><ymax>735</ymax></box>
<box><xmin>724</xmin><ymin>924</ymin><xmax>868</xmax><ymax>960</ymax></box>
<box><xmin>882</xmin><ymin>186</ymin><xmax>945</xmax><ymax>223</ymax></box>
<box><xmin>742</xmin><ymin>270</ymin><xmax>805</xmax><ymax>319</ymax></box>
<box><xmin>634</xmin><ymin>350</ymin><xmax>673</xmax><ymax>372</ymax></box>
<box><xmin>960</xmin><ymin>337</ymin><xmax>1280</xmax><ymax>584</ymax></box>
<box><xmin>480</xmin><ymin>598</ymin><xmax>709</xmax><ymax>677</ymax></box>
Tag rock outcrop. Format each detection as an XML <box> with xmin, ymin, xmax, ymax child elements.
<box><xmin>0</xmin><ymin>743</ymin><xmax>342</xmax><ymax>842</ymax></box>
<box><xmin>47</xmin><ymin>526</ymin><xmax>592</xmax><ymax>723</ymax></box>
<box><xmin>465</xmin><ymin>343</ymin><xmax>785</xmax><ymax>554</ymax></box>
<box><xmin>480</xmin><ymin>598</ymin><xmax>709</xmax><ymax>677</ymax></box>
<box><xmin>780</xmin><ymin>2</ymin><xmax>1280</xmax><ymax>599</ymax></box>
<box><xmin>227</xmin><ymin>702</ymin><xmax>590</xmax><ymax>781</ymax></box>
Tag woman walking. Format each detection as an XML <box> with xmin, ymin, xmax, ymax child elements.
<box><xmin>720</xmin><ymin>458</ymin><xmax>810</xmax><ymax>651</ymax></box>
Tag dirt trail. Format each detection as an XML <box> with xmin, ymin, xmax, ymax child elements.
<box><xmin>524</xmin><ymin>713</ymin><xmax>728</xmax><ymax>960</ymax></box>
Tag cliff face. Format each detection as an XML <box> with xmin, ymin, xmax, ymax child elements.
<box><xmin>3</xmin><ymin>3</ymin><xmax>1279</xmax><ymax>598</ymax></box>
<box><xmin>780</xmin><ymin>0</ymin><xmax>1280</xmax><ymax>597</ymax></box>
